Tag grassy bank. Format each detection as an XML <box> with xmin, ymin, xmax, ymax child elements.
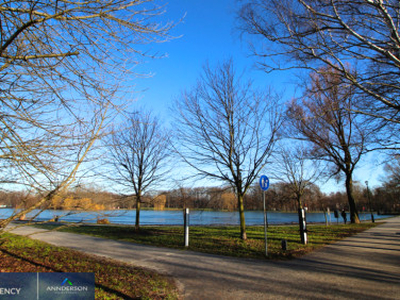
<box><xmin>0</xmin><ymin>233</ymin><xmax>179</xmax><ymax>299</ymax></box>
<box><xmin>36</xmin><ymin>222</ymin><xmax>379</xmax><ymax>260</ymax></box>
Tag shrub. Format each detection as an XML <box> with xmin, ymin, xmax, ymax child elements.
<box><xmin>96</xmin><ymin>218</ymin><xmax>110</xmax><ymax>225</ymax></box>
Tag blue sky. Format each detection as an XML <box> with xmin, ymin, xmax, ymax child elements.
<box><xmin>132</xmin><ymin>0</ymin><xmax>281</xmax><ymax>113</ymax></box>
<box><xmin>127</xmin><ymin>0</ymin><xmax>385</xmax><ymax>194</ymax></box>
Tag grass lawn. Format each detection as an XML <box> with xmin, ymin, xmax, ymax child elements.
<box><xmin>0</xmin><ymin>233</ymin><xmax>180</xmax><ymax>299</ymax></box>
<box><xmin>35</xmin><ymin>222</ymin><xmax>379</xmax><ymax>260</ymax></box>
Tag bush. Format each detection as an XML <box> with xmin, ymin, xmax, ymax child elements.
<box><xmin>96</xmin><ymin>218</ymin><xmax>110</xmax><ymax>225</ymax></box>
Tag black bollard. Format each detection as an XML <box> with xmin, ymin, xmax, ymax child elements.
<box><xmin>281</xmin><ymin>239</ymin><xmax>287</xmax><ymax>251</ymax></box>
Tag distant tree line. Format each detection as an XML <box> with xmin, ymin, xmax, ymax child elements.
<box><xmin>160</xmin><ymin>179</ymin><xmax>399</xmax><ymax>214</ymax></box>
<box><xmin>2</xmin><ymin>173</ymin><xmax>398</xmax><ymax>214</ymax></box>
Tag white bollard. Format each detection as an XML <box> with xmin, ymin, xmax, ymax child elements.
<box><xmin>184</xmin><ymin>208</ymin><xmax>189</xmax><ymax>247</ymax></box>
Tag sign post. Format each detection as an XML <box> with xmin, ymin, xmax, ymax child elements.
<box><xmin>259</xmin><ymin>175</ymin><xmax>270</xmax><ymax>257</ymax></box>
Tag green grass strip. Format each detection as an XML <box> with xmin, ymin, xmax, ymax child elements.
<box><xmin>0</xmin><ymin>233</ymin><xmax>179</xmax><ymax>299</ymax></box>
<box><xmin>36</xmin><ymin>222</ymin><xmax>379</xmax><ymax>260</ymax></box>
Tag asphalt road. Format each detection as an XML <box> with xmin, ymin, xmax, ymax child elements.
<box><xmin>10</xmin><ymin>216</ymin><xmax>400</xmax><ymax>299</ymax></box>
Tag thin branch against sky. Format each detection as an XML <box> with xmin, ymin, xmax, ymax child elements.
<box><xmin>128</xmin><ymin>1</ymin><xmax>384</xmax><ymax>193</ymax></box>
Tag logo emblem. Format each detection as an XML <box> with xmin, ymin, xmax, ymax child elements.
<box><xmin>61</xmin><ymin>278</ymin><xmax>73</xmax><ymax>286</ymax></box>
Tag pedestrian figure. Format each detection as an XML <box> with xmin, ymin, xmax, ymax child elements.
<box><xmin>341</xmin><ymin>209</ymin><xmax>347</xmax><ymax>224</ymax></box>
<box><xmin>334</xmin><ymin>209</ymin><xmax>339</xmax><ymax>224</ymax></box>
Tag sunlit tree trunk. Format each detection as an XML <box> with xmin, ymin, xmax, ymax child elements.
<box><xmin>136</xmin><ymin>192</ymin><xmax>142</xmax><ymax>231</ymax></box>
<box><xmin>237</xmin><ymin>193</ymin><xmax>247</xmax><ymax>240</ymax></box>
<box><xmin>345</xmin><ymin>176</ymin><xmax>360</xmax><ymax>224</ymax></box>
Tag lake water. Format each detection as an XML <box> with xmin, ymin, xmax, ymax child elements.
<box><xmin>0</xmin><ymin>209</ymin><xmax>389</xmax><ymax>226</ymax></box>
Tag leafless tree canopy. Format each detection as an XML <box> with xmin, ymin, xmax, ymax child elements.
<box><xmin>239</xmin><ymin>0</ymin><xmax>400</xmax><ymax>132</ymax></box>
<box><xmin>107</xmin><ymin>110</ymin><xmax>170</xmax><ymax>229</ymax></box>
<box><xmin>272</xmin><ymin>145</ymin><xmax>321</xmax><ymax>208</ymax></box>
<box><xmin>287</xmin><ymin>67</ymin><xmax>374</xmax><ymax>223</ymax></box>
<box><xmin>174</xmin><ymin>60</ymin><xmax>282</xmax><ymax>239</ymax></box>
<box><xmin>0</xmin><ymin>0</ymin><xmax>174</xmax><ymax>228</ymax></box>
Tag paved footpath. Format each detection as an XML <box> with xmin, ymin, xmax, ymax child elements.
<box><xmin>10</xmin><ymin>217</ymin><xmax>400</xmax><ymax>299</ymax></box>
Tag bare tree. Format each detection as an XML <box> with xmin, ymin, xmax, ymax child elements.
<box><xmin>272</xmin><ymin>145</ymin><xmax>322</xmax><ymax>243</ymax></box>
<box><xmin>0</xmin><ymin>115</ymin><xmax>106</xmax><ymax>229</ymax></box>
<box><xmin>0</xmin><ymin>1</ymin><xmax>175</xmax><ymax>230</ymax></box>
<box><xmin>374</xmin><ymin>156</ymin><xmax>400</xmax><ymax>213</ymax></box>
<box><xmin>273</xmin><ymin>145</ymin><xmax>321</xmax><ymax>208</ymax></box>
<box><xmin>107</xmin><ymin>111</ymin><xmax>170</xmax><ymax>230</ymax></box>
<box><xmin>174</xmin><ymin>60</ymin><xmax>282</xmax><ymax>240</ymax></box>
<box><xmin>383</xmin><ymin>154</ymin><xmax>400</xmax><ymax>186</ymax></box>
<box><xmin>239</xmin><ymin>0</ymin><xmax>400</xmax><ymax>147</ymax></box>
<box><xmin>287</xmin><ymin>67</ymin><xmax>373</xmax><ymax>223</ymax></box>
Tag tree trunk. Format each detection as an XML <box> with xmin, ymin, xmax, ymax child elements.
<box><xmin>345</xmin><ymin>175</ymin><xmax>360</xmax><ymax>224</ymax></box>
<box><xmin>135</xmin><ymin>193</ymin><xmax>141</xmax><ymax>231</ymax></box>
<box><xmin>237</xmin><ymin>193</ymin><xmax>247</xmax><ymax>240</ymax></box>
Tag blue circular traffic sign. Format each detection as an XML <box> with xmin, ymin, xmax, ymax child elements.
<box><xmin>259</xmin><ymin>175</ymin><xmax>270</xmax><ymax>191</ymax></box>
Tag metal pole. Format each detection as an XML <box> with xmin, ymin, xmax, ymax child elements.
<box><xmin>302</xmin><ymin>208</ymin><xmax>308</xmax><ymax>244</ymax></box>
<box><xmin>263</xmin><ymin>191</ymin><xmax>268</xmax><ymax>257</ymax></box>
<box><xmin>184</xmin><ymin>208</ymin><xmax>189</xmax><ymax>247</ymax></box>
<box><xmin>365</xmin><ymin>181</ymin><xmax>374</xmax><ymax>223</ymax></box>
